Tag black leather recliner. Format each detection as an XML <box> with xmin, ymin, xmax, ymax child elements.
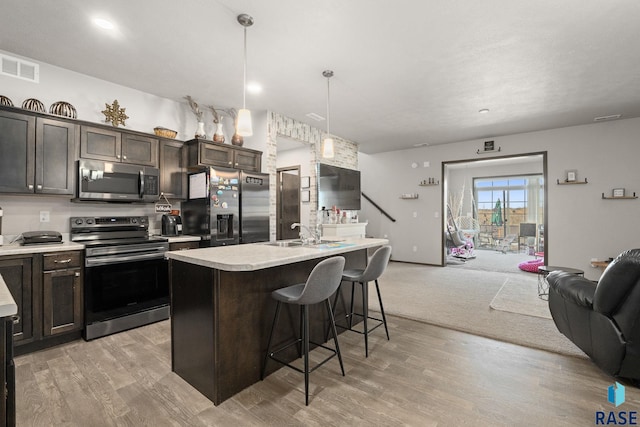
<box><xmin>548</xmin><ymin>249</ymin><xmax>640</xmax><ymax>380</ymax></box>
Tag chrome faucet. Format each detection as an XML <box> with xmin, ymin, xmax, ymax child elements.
<box><xmin>291</xmin><ymin>223</ymin><xmax>321</xmax><ymax>245</ymax></box>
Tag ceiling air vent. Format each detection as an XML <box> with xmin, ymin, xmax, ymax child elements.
<box><xmin>305</xmin><ymin>112</ymin><xmax>325</xmax><ymax>122</ymax></box>
<box><xmin>593</xmin><ymin>114</ymin><xmax>621</xmax><ymax>122</ymax></box>
<box><xmin>1</xmin><ymin>54</ymin><xmax>40</xmax><ymax>83</ymax></box>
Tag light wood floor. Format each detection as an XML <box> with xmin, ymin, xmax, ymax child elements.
<box><xmin>15</xmin><ymin>314</ymin><xmax>638</xmax><ymax>426</ymax></box>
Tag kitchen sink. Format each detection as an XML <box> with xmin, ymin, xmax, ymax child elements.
<box><xmin>265</xmin><ymin>239</ymin><xmax>345</xmax><ymax>248</ymax></box>
<box><xmin>265</xmin><ymin>240</ymin><xmax>305</xmax><ymax>247</ymax></box>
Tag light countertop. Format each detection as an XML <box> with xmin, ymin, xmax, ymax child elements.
<box><xmin>0</xmin><ymin>274</ymin><xmax>18</xmax><ymax>317</ymax></box>
<box><xmin>165</xmin><ymin>238</ymin><xmax>389</xmax><ymax>272</ymax></box>
<box><xmin>0</xmin><ymin>240</ymin><xmax>85</xmax><ymax>256</ymax></box>
<box><xmin>165</xmin><ymin>235</ymin><xmax>202</xmax><ymax>243</ymax></box>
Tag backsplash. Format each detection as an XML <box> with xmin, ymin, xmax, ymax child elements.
<box><xmin>0</xmin><ymin>195</ymin><xmax>179</xmax><ymax>240</ymax></box>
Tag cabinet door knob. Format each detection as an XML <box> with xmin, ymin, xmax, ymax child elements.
<box><xmin>235</xmin><ymin>163</ymin><xmax>239</xmax><ymax>167</ymax></box>
<box><xmin>123</xmin><ymin>155</ymin><xmax>127</xmax><ymax>160</ymax></box>
<box><xmin>12</xmin><ymin>315</ymin><xmax>20</xmax><ymax>325</ymax></box>
<box><xmin>28</xmin><ymin>184</ymin><xmax>34</xmax><ymax>190</ymax></box>
<box><xmin>228</xmin><ymin>161</ymin><xmax>232</xmax><ymax>165</ymax></box>
<box><xmin>75</xmin><ymin>272</ymin><xmax>81</xmax><ymax>277</ymax></box>
<box><xmin>37</xmin><ymin>184</ymin><xmax>43</xmax><ymax>190</ymax></box>
<box><xmin>116</xmin><ymin>154</ymin><xmax>121</xmax><ymax>159</ymax></box>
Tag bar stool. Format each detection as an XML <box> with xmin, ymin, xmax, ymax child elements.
<box><xmin>332</xmin><ymin>245</ymin><xmax>392</xmax><ymax>357</ymax></box>
<box><xmin>261</xmin><ymin>256</ymin><xmax>346</xmax><ymax>406</ymax></box>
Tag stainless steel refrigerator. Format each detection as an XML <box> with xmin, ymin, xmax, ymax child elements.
<box><xmin>182</xmin><ymin>167</ymin><xmax>269</xmax><ymax>246</ymax></box>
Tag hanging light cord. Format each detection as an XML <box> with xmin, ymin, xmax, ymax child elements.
<box><xmin>323</xmin><ymin>70</ymin><xmax>334</xmax><ymax>136</ymax></box>
<box><xmin>243</xmin><ymin>25</ymin><xmax>247</xmax><ymax>109</ymax></box>
<box><xmin>326</xmin><ymin>75</ymin><xmax>331</xmax><ymax>135</ymax></box>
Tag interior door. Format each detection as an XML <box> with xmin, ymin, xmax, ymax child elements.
<box><xmin>277</xmin><ymin>168</ymin><xmax>300</xmax><ymax>240</ymax></box>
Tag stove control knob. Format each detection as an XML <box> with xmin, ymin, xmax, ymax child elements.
<box><xmin>132</xmin><ymin>218</ymin><xmax>138</xmax><ymax>224</ymax></box>
<box><xmin>75</xmin><ymin>218</ymin><xmax>84</xmax><ymax>225</ymax></box>
<box><xmin>86</xmin><ymin>218</ymin><xmax>94</xmax><ymax>224</ymax></box>
<box><xmin>140</xmin><ymin>218</ymin><xmax>146</xmax><ymax>224</ymax></box>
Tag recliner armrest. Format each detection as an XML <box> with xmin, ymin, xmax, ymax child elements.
<box><xmin>548</xmin><ymin>271</ymin><xmax>595</xmax><ymax>309</ymax></box>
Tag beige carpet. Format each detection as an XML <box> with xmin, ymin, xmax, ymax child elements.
<box><xmin>489</xmin><ymin>276</ymin><xmax>552</xmax><ymax>320</ymax></box>
<box><xmin>367</xmin><ymin>261</ymin><xmax>585</xmax><ymax>358</ymax></box>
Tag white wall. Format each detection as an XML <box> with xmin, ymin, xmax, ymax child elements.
<box><xmin>360</xmin><ymin>117</ymin><xmax>640</xmax><ymax>280</ymax></box>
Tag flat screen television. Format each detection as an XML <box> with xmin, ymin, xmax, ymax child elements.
<box><xmin>317</xmin><ymin>163</ymin><xmax>361</xmax><ymax>210</ymax></box>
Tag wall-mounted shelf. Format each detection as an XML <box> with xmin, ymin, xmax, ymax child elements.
<box><xmin>400</xmin><ymin>193</ymin><xmax>419</xmax><ymax>199</ymax></box>
<box><xmin>557</xmin><ymin>178</ymin><xmax>588</xmax><ymax>185</ymax></box>
<box><xmin>477</xmin><ymin>147</ymin><xmax>501</xmax><ymax>155</ymax></box>
<box><xmin>419</xmin><ymin>178</ymin><xmax>439</xmax><ymax>186</ymax></box>
<box><xmin>602</xmin><ymin>192</ymin><xmax>637</xmax><ymax>199</ymax></box>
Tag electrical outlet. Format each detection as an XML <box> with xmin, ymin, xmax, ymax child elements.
<box><xmin>40</xmin><ymin>211</ymin><xmax>50</xmax><ymax>223</ymax></box>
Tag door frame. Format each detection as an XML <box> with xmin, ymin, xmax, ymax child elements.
<box><xmin>276</xmin><ymin>166</ymin><xmax>301</xmax><ymax>240</ymax></box>
<box><xmin>441</xmin><ymin>151</ymin><xmax>548</xmax><ymax>266</ymax></box>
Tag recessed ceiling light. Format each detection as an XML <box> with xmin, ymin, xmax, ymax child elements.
<box><xmin>593</xmin><ymin>114</ymin><xmax>622</xmax><ymax>122</ymax></box>
<box><xmin>246</xmin><ymin>82</ymin><xmax>262</xmax><ymax>94</ymax></box>
<box><xmin>478</xmin><ymin>108</ymin><xmax>490</xmax><ymax>114</ymax></box>
<box><xmin>92</xmin><ymin>17</ymin><xmax>116</xmax><ymax>30</ymax></box>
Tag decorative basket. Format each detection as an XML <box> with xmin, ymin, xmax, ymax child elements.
<box><xmin>0</xmin><ymin>95</ymin><xmax>14</xmax><ymax>107</ymax></box>
<box><xmin>49</xmin><ymin>101</ymin><xmax>77</xmax><ymax>118</ymax></box>
<box><xmin>154</xmin><ymin>127</ymin><xmax>178</xmax><ymax>139</ymax></box>
<box><xmin>22</xmin><ymin>98</ymin><xmax>45</xmax><ymax>113</ymax></box>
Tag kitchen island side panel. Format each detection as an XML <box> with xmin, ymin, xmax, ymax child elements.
<box><xmin>170</xmin><ymin>260</ymin><xmax>217</xmax><ymax>403</ymax></box>
<box><xmin>170</xmin><ymin>249</ymin><xmax>368</xmax><ymax>405</ymax></box>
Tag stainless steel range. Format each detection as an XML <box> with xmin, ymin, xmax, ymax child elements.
<box><xmin>70</xmin><ymin>216</ymin><xmax>169</xmax><ymax>340</ymax></box>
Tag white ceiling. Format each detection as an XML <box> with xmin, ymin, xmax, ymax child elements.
<box><xmin>2</xmin><ymin>0</ymin><xmax>639</xmax><ymax>154</ymax></box>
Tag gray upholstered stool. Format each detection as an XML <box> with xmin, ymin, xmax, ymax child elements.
<box><xmin>332</xmin><ymin>245</ymin><xmax>392</xmax><ymax>357</ymax></box>
<box><xmin>261</xmin><ymin>256</ymin><xmax>346</xmax><ymax>406</ymax></box>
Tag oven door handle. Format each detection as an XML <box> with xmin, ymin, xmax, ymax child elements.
<box><xmin>86</xmin><ymin>251</ymin><xmax>166</xmax><ymax>267</ymax></box>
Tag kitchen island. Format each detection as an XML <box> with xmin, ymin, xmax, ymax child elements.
<box><xmin>166</xmin><ymin>237</ymin><xmax>388</xmax><ymax>405</ymax></box>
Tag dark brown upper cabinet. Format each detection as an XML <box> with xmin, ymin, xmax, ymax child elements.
<box><xmin>0</xmin><ymin>110</ymin><xmax>76</xmax><ymax>195</ymax></box>
<box><xmin>80</xmin><ymin>126</ymin><xmax>158</xmax><ymax>167</ymax></box>
<box><xmin>185</xmin><ymin>139</ymin><xmax>262</xmax><ymax>172</ymax></box>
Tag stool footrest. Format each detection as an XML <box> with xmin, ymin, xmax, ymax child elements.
<box><xmin>336</xmin><ymin>315</ymin><xmax>385</xmax><ymax>335</ymax></box>
<box><xmin>269</xmin><ymin>339</ymin><xmax>340</xmax><ymax>375</ymax></box>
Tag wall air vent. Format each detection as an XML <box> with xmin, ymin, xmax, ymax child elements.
<box><xmin>1</xmin><ymin>54</ymin><xmax>40</xmax><ymax>83</ymax></box>
<box><xmin>593</xmin><ymin>114</ymin><xmax>622</xmax><ymax>122</ymax></box>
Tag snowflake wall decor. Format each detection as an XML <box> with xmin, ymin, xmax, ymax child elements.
<box><xmin>102</xmin><ymin>99</ymin><xmax>129</xmax><ymax>127</ymax></box>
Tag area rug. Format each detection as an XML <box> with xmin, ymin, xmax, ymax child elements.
<box><xmin>367</xmin><ymin>262</ymin><xmax>585</xmax><ymax>358</ymax></box>
<box><xmin>489</xmin><ymin>276</ymin><xmax>552</xmax><ymax>320</ymax></box>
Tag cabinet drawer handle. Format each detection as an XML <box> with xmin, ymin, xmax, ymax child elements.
<box><xmin>75</xmin><ymin>271</ymin><xmax>81</xmax><ymax>277</ymax></box>
<box><xmin>54</xmin><ymin>259</ymin><xmax>72</xmax><ymax>264</ymax></box>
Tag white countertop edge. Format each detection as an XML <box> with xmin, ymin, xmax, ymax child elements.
<box><xmin>0</xmin><ymin>241</ymin><xmax>85</xmax><ymax>256</ymax></box>
<box><xmin>166</xmin><ymin>235</ymin><xmax>202</xmax><ymax>243</ymax></box>
<box><xmin>166</xmin><ymin>238</ymin><xmax>389</xmax><ymax>271</ymax></box>
<box><xmin>0</xmin><ymin>274</ymin><xmax>18</xmax><ymax>317</ymax></box>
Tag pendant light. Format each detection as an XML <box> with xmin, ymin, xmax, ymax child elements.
<box><xmin>322</xmin><ymin>70</ymin><xmax>335</xmax><ymax>158</ymax></box>
<box><xmin>237</xmin><ymin>13</ymin><xmax>254</xmax><ymax>137</ymax></box>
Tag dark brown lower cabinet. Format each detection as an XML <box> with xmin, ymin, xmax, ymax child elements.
<box><xmin>0</xmin><ymin>250</ymin><xmax>83</xmax><ymax>355</ymax></box>
<box><xmin>42</xmin><ymin>268</ymin><xmax>82</xmax><ymax>336</ymax></box>
<box><xmin>0</xmin><ymin>256</ymin><xmax>34</xmax><ymax>344</ymax></box>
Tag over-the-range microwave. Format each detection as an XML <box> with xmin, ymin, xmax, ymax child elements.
<box><xmin>77</xmin><ymin>159</ymin><xmax>160</xmax><ymax>202</ymax></box>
